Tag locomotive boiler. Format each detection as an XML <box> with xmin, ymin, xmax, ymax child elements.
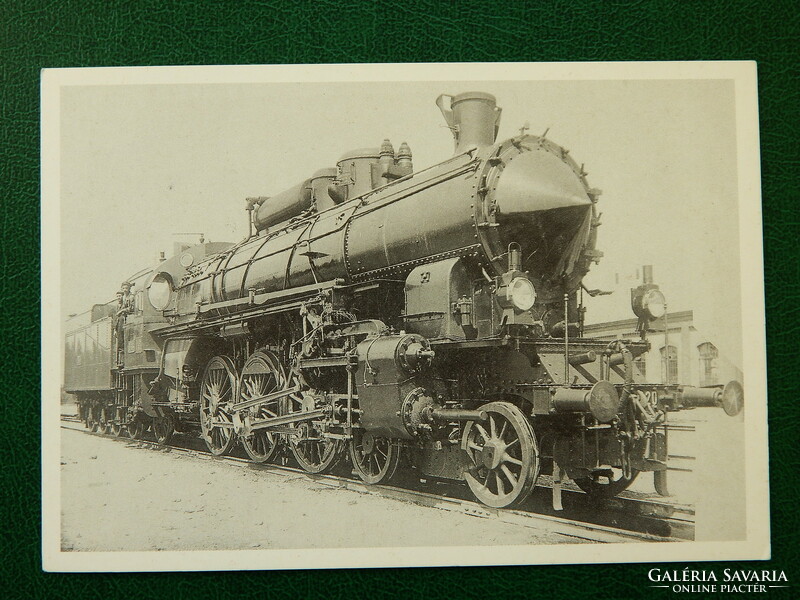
<box><xmin>66</xmin><ymin>91</ymin><xmax>743</xmax><ymax>509</ymax></box>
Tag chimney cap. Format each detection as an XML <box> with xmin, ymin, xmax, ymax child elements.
<box><xmin>451</xmin><ymin>91</ymin><xmax>497</xmax><ymax>105</ymax></box>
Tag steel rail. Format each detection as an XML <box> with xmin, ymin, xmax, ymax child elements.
<box><xmin>60</xmin><ymin>418</ymin><xmax>693</xmax><ymax>544</ymax></box>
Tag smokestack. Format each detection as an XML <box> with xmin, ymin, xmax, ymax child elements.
<box><xmin>436</xmin><ymin>92</ymin><xmax>502</xmax><ymax>153</ymax></box>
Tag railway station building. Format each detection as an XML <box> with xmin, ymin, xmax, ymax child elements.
<box><xmin>584</xmin><ymin>310</ymin><xmax>743</xmax><ymax>387</ymax></box>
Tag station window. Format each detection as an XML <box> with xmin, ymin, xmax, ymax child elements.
<box><xmin>634</xmin><ymin>354</ymin><xmax>647</xmax><ymax>379</ymax></box>
<box><xmin>698</xmin><ymin>342</ymin><xmax>719</xmax><ymax>386</ymax></box>
<box><xmin>660</xmin><ymin>345</ymin><xmax>678</xmax><ymax>384</ymax></box>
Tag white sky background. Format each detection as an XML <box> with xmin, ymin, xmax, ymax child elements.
<box><xmin>60</xmin><ymin>78</ymin><xmax>742</xmax><ymax>366</ymax></box>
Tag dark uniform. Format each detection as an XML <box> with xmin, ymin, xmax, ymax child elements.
<box><xmin>115</xmin><ymin>282</ymin><xmax>134</xmax><ymax>364</ymax></box>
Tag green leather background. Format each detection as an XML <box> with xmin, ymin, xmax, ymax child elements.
<box><xmin>2</xmin><ymin>1</ymin><xmax>797</xmax><ymax>597</ymax></box>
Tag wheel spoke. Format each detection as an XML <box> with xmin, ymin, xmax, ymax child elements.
<box><xmin>495</xmin><ymin>470</ymin><xmax>506</xmax><ymax>495</ymax></box>
<box><xmin>489</xmin><ymin>415</ymin><xmax>497</xmax><ymax>438</ymax></box>
<box><xmin>475</xmin><ymin>423</ymin><xmax>490</xmax><ymax>442</ymax></box>
<box><xmin>503</xmin><ymin>454</ymin><xmax>523</xmax><ymax>467</ymax></box>
<box><xmin>500</xmin><ymin>464</ymin><xmax>518</xmax><ymax>488</ymax></box>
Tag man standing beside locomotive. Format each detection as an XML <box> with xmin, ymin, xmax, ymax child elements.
<box><xmin>114</xmin><ymin>281</ymin><xmax>134</xmax><ymax>365</ymax></box>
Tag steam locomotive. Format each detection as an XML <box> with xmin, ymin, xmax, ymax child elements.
<box><xmin>64</xmin><ymin>91</ymin><xmax>743</xmax><ymax>509</ymax></box>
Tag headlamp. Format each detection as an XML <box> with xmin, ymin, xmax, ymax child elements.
<box><xmin>148</xmin><ymin>272</ymin><xmax>173</xmax><ymax>311</ymax></box>
<box><xmin>506</xmin><ymin>277</ymin><xmax>536</xmax><ymax>311</ymax></box>
<box><xmin>641</xmin><ymin>288</ymin><xmax>666</xmax><ymax>320</ymax></box>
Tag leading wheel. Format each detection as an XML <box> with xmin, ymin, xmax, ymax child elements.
<box><xmin>199</xmin><ymin>355</ymin><xmax>237</xmax><ymax>456</ymax></box>
<box><xmin>153</xmin><ymin>414</ymin><xmax>175</xmax><ymax>445</ymax></box>
<box><xmin>237</xmin><ymin>352</ymin><xmax>283</xmax><ymax>463</ymax></box>
<box><xmin>462</xmin><ymin>402</ymin><xmax>539</xmax><ymax>509</ymax></box>
<box><xmin>574</xmin><ymin>468</ymin><xmax>639</xmax><ymax>499</ymax></box>
<box><xmin>349</xmin><ymin>431</ymin><xmax>400</xmax><ymax>484</ymax></box>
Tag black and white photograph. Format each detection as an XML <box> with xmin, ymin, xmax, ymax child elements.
<box><xmin>41</xmin><ymin>62</ymin><xmax>768</xmax><ymax>571</ymax></box>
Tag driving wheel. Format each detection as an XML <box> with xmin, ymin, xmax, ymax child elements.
<box><xmin>199</xmin><ymin>355</ymin><xmax>237</xmax><ymax>456</ymax></box>
<box><xmin>237</xmin><ymin>352</ymin><xmax>283</xmax><ymax>463</ymax></box>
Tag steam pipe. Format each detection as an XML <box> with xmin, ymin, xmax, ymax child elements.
<box><xmin>424</xmin><ymin>407</ymin><xmax>488</xmax><ymax>422</ymax></box>
<box><xmin>678</xmin><ymin>386</ymin><xmax>721</xmax><ymax>408</ymax></box>
<box><xmin>569</xmin><ymin>351</ymin><xmax>597</xmax><ymax>366</ymax></box>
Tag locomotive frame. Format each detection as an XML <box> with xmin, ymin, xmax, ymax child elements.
<box><xmin>61</xmin><ymin>86</ymin><xmax>745</xmax><ymax>512</ymax></box>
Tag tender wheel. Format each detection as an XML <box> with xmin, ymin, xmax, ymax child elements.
<box><xmin>462</xmin><ymin>401</ymin><xmax>539</xmax><ymax>509</ymax></box>
<box><xmin>349</xmin><ymin>430</ymin><xmax>400</xmax><ymax>484</ymax></box>
<box><xmin>110</xmin><ymin>414</ymin><xmax>124</xmax><ymax>437</ymax></box>
<box><xmin>127</xmin><ymin>415</ymin><xmax>148</xmax><ymax>440</ymax></box>
<box><xmin>97</xmin><ymin>407</ymin><xmax>111</xmax><ymax>434</ymax></box>
<box><xmin>89</xmin><ymin>406</ymin><xmax>101</xmax><ymax>432</ymax></box>
<box><xmin>574</xmin><ymin>468</ymin><xmax>639</xmax><ymax>499</ymax></box>
<box><xmin>77</xmin><ymin>401</ymin><xmax>89</xmax><ymax>427</ymax></box>
<box><xmin>153</xmin><ymin>414</ymin><xmax>175</xmax><ymax>445</ymax></box>
<box><xmin>85</xmin><ymin>406</ymin><xmax>95</xmax><ymax>431</ymax></box>
<box><xmin>237</xmin><ymin>352</ymin><xmax>283</xmax><ymax>463</ymax></box>
<box><xmin>199</xmin><ymin>355</ymin><xmax>237</xmax><ymax>456</ymax></box>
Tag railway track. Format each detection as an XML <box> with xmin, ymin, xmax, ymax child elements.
<box><xmin>60</xmin><ymin>415</ymin><xmax>694</xmax><ymax>544</ymax></box>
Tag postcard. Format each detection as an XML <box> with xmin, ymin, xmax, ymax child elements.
<box><xmin>41</xmin><ymin>61</ymin><xmax>768</xmax><ymax>571</ymax></box>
